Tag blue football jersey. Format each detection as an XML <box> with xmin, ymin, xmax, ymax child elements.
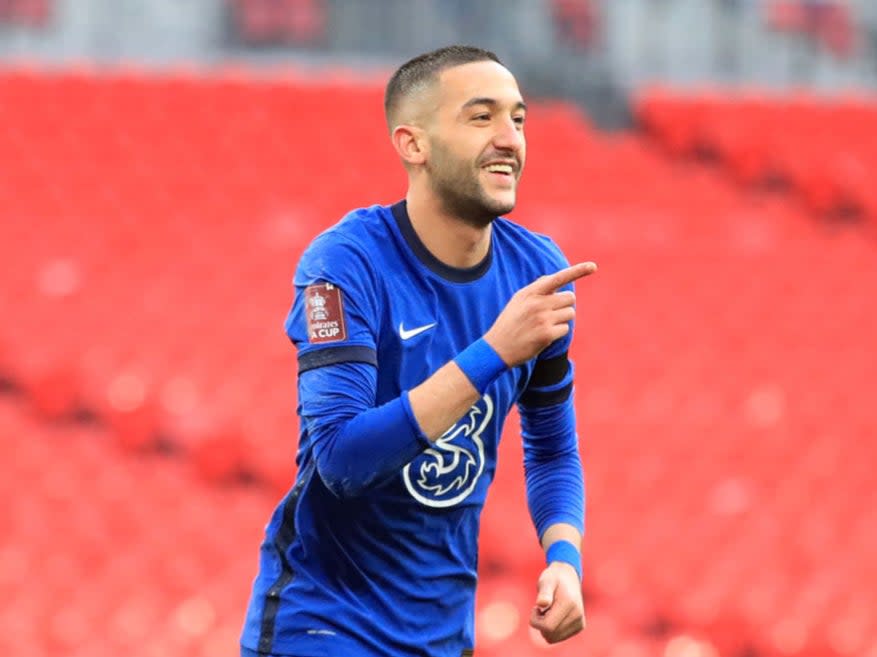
<box><xmin>241</xmin><ymin>201</ymin><xmax>577</xmax><ymax>657</ymax></box>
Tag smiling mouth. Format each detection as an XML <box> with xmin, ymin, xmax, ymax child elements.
<box><xmin>484</xmin><ymin>163</ymin><xmax>514</xmax><ymax>175</ymax></box>
<box><xmin>482</xmin><ymin>161</ymin><xmax>519</xmax><ymax>185</ymax></box>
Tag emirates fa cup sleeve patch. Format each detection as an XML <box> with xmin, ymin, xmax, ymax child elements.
<box><xmin>305</xmin><ymin>282</ymin><xmax>347</xmax><ymax>343</ymax></box>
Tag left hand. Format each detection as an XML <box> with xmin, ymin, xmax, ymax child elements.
<box><xmin>529</xmin><ymin>561</ymin><xmax>586</xmax><ymax>644</ymax></box>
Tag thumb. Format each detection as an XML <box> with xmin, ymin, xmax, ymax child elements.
<box><xmin>535</xmin><ymin>577</ymin><xmax>555</xmax><ymax>611</ymax></box>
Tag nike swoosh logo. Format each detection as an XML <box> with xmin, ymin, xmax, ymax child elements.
<box><xmin>399</xmin><ymin>322</ymin><xmax>437</xmax><ymax>340</ymax></box>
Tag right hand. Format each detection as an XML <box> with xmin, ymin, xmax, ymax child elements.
<box><xmin>484</xmin><ymin>262</ymin><xmax>598</xmax><ymax>367</ymax></box>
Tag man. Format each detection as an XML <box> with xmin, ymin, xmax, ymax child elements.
<box><xmin>241</xmin><ymin>45</ymin><xmax>596</xmax><ymax>657</ymax></box>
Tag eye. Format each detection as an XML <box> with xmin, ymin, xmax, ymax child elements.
<box><xmin>472</xmin><ymin>113</ymin><xmax>490</xmax><ymax>122</ymax></box>
<box><xmin>513</xmin><ymin>115</ymin><xmax>526</xmax><ymax>127</ymax></box>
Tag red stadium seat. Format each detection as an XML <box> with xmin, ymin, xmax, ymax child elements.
<box><xmin>643</xmin><ymin>88</ymin><xmax>877</xmax><ymax>219</ymax></box>
<box><xmin>0</xmin><ymin>68</ymin><xmax>874</xmax><ymax>657</ymax></box>
<box><xmin>0</xmin><ymin>397</ymin><xmax>270</xmax><ymax>657</ymax></box>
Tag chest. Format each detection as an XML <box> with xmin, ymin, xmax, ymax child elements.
<box><xmin>373</xmin><ymin>271</ymin><xmax>525</xmax><ymax>403</ymax></box>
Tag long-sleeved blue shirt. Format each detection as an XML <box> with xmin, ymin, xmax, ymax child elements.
<box><xmin>241</xmin><ymin>201</ymin><xmax>584</xmax><ymax>657</ymax></box>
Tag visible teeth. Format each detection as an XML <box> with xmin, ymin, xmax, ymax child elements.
<box><xmin>486</xmin><ymin>164</ymin><xmax>513</xmax><ymax>174</ymax></box>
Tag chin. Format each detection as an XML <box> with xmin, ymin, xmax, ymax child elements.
<box><xmin>487</xmin><ymin>194</ymin><xmax>516</xmax><ymax>216</ymax></box>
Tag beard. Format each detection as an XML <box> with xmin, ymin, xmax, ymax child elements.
<box><xmin>426</xmin><ymin>137</ymin><xmax>517</xmax><ymax>229</ymax></box>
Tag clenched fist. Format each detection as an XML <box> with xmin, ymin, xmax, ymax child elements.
<box><xmin>530</xmin><ymin>561</ymin><xmax>586</xmax><ymax>644</ymax></box>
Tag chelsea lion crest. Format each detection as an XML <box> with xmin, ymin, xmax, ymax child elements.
<box><xmin>403</xmin><ymin>395</ymin><xmax>493</xmax><ymax>508</ymax></box>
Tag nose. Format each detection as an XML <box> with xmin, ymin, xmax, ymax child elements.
<box><xmin>492</xmin><ymin>116</ymin><xmax>524</xmax><ymax>152</ymax></box>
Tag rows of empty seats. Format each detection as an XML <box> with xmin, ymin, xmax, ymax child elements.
<box><xmin>0</xmin><ymin>398</ymin><xmax>265</xmax><ymax>657</ymax></box>
<box><xmin>636</xmin><ymin>87</ymin><xmax>877</xmax><ymax>220</ymax></box>
<box><xmin>0</xmin><ymin>398</ymin><xmax>731</xmax><ymax>657</ymax></box>
<box><xmin>1</xmin><ymin>67</ymin><xmax>875</xmax><ymax>656</ymax></box>
<box><xmin>0</xmin><ymin>66</ymin><xmax>398</xmax><ymax>492</ymax></box>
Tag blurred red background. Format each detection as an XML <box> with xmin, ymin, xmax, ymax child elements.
<box><xmin>0</xmin><ymin>62</ymin><xmax>875</xmax><ymax>657</ymax></box>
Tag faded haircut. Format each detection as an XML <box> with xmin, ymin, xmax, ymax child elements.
<box><xmin>384</xmin><ymin>45</ymin><xmax>503</xmax><ymax>132</ymax></box>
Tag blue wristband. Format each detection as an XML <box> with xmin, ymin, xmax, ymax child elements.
<box><xmin>546</xmin><ymin>540</ymin><xmax>582</xmax><ymax>581</ymax></box>
<box><xmin>454</xmin><ymin>338</ymin><xmax>508</xmax><ymax>394</ymax></box>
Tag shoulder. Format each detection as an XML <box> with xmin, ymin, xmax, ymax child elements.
<box><xmin>492</xmin><ymin>217</ymin><xmax>570</xmax><ymax>272</ymax></box>
<box><xmin>303</xmin><ymin>204</ymin><xmax>390</xmax><ymax>259</ymax></box>
<box><xmin>294</xmin><ymin>205</ymin><xmax>391</xmax><ymax>287</ymax></box>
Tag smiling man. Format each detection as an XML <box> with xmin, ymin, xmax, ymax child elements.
<box><xmin>241</xmin><ymin>45</ymin><xmax>597</xmax><ymax>657</ymax></box>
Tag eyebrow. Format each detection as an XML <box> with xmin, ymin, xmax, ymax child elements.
<box><xmin>461</xmin><ymin>97</ymin><xmax>528</xmax><ymax>112</ymax></box>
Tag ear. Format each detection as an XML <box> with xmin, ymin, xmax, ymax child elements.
<box><xmin>391</xmin><ymin>124</ymin><xmax>428</xmax><ymax>166</ymax></box>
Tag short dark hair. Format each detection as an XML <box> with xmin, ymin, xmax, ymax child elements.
<box><xmin>384</xmin><ymin>45</ymin><xmax>503</xmax><ymax>130</ymax></box>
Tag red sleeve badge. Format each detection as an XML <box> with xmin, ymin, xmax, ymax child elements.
<box><xmin>304</xmin><ymin>282</ymin><xmax>348</xmax><ymax>344</ymax></box>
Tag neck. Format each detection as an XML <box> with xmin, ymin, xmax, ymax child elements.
<box><xmin>405</xmin><ymin>188</ymin><xmax>492</xmax><ymax>270</ymax></box>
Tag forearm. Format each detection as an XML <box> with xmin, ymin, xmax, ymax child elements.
<box><xmin>521</xmin><ymin>398</ymin><xmax>585</xmax><ymax>538</ymax></box>
<box><xmin>526</xmin><ymin>448</ymin><xmax>585</xmax><ymax>539</ymax></box>
<box><xmin>409</xmin><ymin>336</ymin><xmax>508</xmax><ymax>439</ymax></box>
<box><xmin>313</xmin><ymin>373</ymin><xmax>475</xmax><ymax>496</ymax></box>
<box><xmin>301</xmin><ymin>362</ymin><xmax>424</xmax><ymax>497</ymax></box>
<box><xmin>541</xmin><ymin>522</ymin><xmax>582</xmax><ymax>552</ymax></box>
<box><xmin>311</xmin><ymin>391</ymin><xmax>429</xmax><ymax>496</ymax></box>
<box><xmin>306</xmin><ymin>339</ymin><xmax>508</xmax><ymax>497</ymax></box>
<box><xmin>407</xmin><ymin>361</ymin><xmax>479</xmax><ymax>439</ymax></box>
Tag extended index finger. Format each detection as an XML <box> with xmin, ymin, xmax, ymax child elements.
<box><xmin>531</xmin><ymin>262</ymin><xmax>598</xmax><ymax>294</ymax></box>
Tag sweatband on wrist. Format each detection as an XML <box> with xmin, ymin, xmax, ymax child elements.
<box><xmin>546</xmin><ymin>540</ymin><xmax>582</xmax><ymax>581</ymax></box>
<box><xmin>453</xmin><ymin>338</ymin><xmax>508</xmax><ymax>394</ymax></box>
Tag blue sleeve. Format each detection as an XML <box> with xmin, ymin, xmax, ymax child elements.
<box><xmin>519</xmin><ymin>392</ymin><xmax>585</xmax><ymax>539</ymax></box>
<box><xmin>285</xmin><ymin>231</ymin><xmax>430</xmax><ymax>498</ymax></box>
<box><xmin>517</xmin><ymin>242</ymin><xmax>585</xmax><ymax>539</ymax></box>
<box><xmin>298</xmin><ymin>361</ymin><xmax>431</xmax><ymax>498</ymax></box>
<box><xmin>285</xmin><ymin>232</ymin><xmax>380</xmax><ymax>372</ymax></box>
